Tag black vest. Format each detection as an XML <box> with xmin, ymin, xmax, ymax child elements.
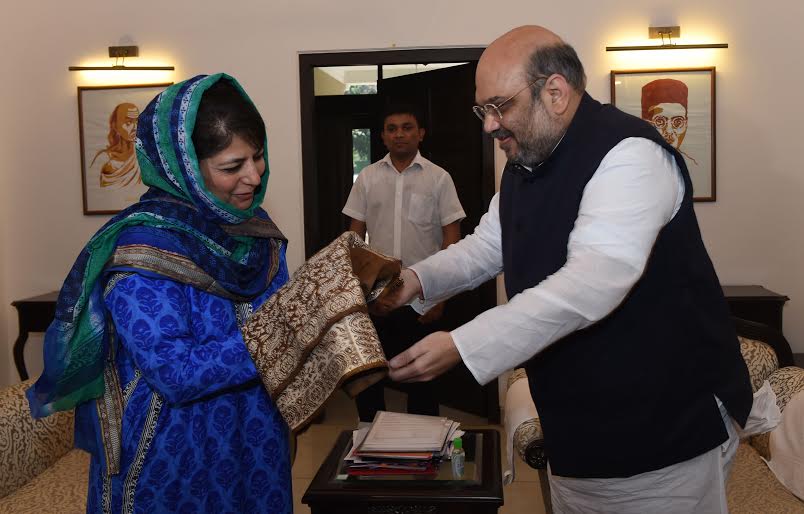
<box><xmin>500</xmin><ymin>93</ymin><xmax>752</xmax><ymax>478</ymax></box>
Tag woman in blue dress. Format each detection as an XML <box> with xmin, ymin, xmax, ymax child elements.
<box><xmin>27</xmin><ymin>74</ymin><xmax>292</xmax><ymax>513</ymax></box>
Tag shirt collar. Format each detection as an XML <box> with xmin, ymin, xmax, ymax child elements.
<box><xmin>381</xmin><ymin>151</ymin><xmax>425</xmax><ymax>173</ymax></box>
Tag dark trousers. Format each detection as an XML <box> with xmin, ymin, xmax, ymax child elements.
<box><xmin>356</xmin><ymin>306</ymin><xmax>444</xmax><ymax>422</ymax></box>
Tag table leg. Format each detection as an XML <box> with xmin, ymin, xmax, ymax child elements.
<box><xmin>13</xmin><ymin>331</ymin><xmax>30</xmax><ymax>381</ymax></box>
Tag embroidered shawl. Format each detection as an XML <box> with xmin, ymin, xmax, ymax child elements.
<box><xmin>243</xmin><ymin>231</ymin><xmax>397</xmax><ymax>431</ymax></box>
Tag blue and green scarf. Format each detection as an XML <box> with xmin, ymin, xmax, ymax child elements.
<box><xmin>27</xmin><ymin>74</ymin><xmax>284</xmax><ymax>421</ymax></box>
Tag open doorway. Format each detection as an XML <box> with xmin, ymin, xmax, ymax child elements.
<box><xmin>299</xmin><ymin>48</ymin><xmax>500</xmax><ymax>421</ymax></box>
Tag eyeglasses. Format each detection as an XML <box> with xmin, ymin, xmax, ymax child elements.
<box><xmin>472</xmin><ymin>75</ymin><xmax>549</xmax><ymax>122</ymax></box>
<box><xmin>651</xmin><ymin>115</ymin><xmax>687</xmax><ymax>130</ymax></box>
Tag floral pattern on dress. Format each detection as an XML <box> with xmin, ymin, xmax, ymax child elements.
<box><xmin>85</xmin><ymin>253</ymin><xmax>290</xmax><ymax>514</ymax></box>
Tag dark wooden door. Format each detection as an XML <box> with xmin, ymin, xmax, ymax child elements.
<box><xmin>379</xmin><ymin>64</ymin><xmax>500</xmax><ymax>421</ymax></box>
<box><xmin>308</xmin><ymin>94</ymin><xmax>378</xmax><ymax>257</ymax></box>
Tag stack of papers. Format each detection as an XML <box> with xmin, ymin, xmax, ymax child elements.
<box><xmin>344</xmin><ymin>411</ymin><xmax>463</xmax><ymax>476</ymax></box>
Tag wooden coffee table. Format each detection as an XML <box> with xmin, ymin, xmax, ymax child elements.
<box><xmin>302</xmin><ymin>429</ymin><xmax>503</xmax><ymax>514</ymax></box>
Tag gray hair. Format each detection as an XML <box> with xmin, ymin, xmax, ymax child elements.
<box><xmin>526</xmin><ymin>42</ymin><xmax>587</xmax><ymax>97</ymax></box>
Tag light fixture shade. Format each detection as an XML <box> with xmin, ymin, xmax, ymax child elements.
<box><xmin>606</xmin><ymin>43</ymin><xmax>728</xmax><ymax>52</ymax></box>
<box><xmin>69</xmin><ymin>45</ymin><xmax>174</xmax><ymax>71</ymax></box>
<box><xmin>68</xmin><ymin>65</ymin><xmax>175</xmax><ymax>71</ymax></box>
<box><xmin>606</xmin><ymin>25</ymin><xmax>728</xmax><ymax>52</ymax></box>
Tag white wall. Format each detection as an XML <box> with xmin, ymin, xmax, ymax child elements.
<box><xmin>2</xmin><ymin>0</ymin><xmax>802</xmax><ymax>386</ymax></box>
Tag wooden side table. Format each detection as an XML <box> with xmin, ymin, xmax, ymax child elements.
<box><xmin>11</xmin><ymin>291</ymin><xmax>58</xmax><ymax>380</ymax></box>
<box><xmin>303</xmin><ymin>429</ymin><xmax>503</xmax><ymax>514</ymax></box>
<box><xmin>722</xmin><ymin>285</ymin><xmax>789</xmax><ymax>333</ymax></box>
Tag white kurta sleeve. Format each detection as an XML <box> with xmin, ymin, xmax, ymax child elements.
<box><xmin>451</xmin><ymin>138</ymin><xmax>685</xmax><ymax>385</ymax></box>
<box><xmin>409</xmin><ymin>192</ymin><xmax>504</xmax><ymax>312</ymax></box>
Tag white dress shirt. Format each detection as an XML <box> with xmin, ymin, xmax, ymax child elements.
<box><xmin>343</xmin><ymin>152</ymin><xmax>465</xmax><ymax>267</ymax></box>
<box><xmin>410</xmin><ymin>137</ymin><xmax>684</xmax><ymax>385</ymax></box>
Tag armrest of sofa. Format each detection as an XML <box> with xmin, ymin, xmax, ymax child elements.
<box><xmin>504</xmin><ymin>369</ymin><xmax>547</xmax><ymax>472</ymax></box>
<box><xmin>0</xmin><ymin>379</ymin><xmax>75</xmax><ymax>498</ymax></box>
<box><xmin>749</xmin><ymin>366</ymin><xmax>804</xmax><ymax>460</ymax></box>
<box><xmin>739</xmin><ymin>336</ymin><xmax>780</xmax><ymax>392</ymax></box>
<box><xmin>734</xmin><ymin>317</ymin><xmax>795</xmax><ymax>368</ymax></box>
<box><xmin>768</xmin><ymin>367</ymin><xmax>804</xmax><ymax>412</ymax></box>
<box><xmin>514</xmin><ymin>418</ymin><xmax>548</xmax><ymax>469</ymax></box>
<box><xmin>504</xmin><ymin>369</ymin><xmax>553</xmax><ymax>513</ymax></box>
<box><xmin>757</xmin><ymin>365</ymin><xmax>804</xmax><ymax>501</ymax></box>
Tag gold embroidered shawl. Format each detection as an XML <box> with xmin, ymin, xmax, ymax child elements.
<box><xmin>243</xmin><ymin>231</ymin><xmax>398</xmax><ymax>431</ymax></box>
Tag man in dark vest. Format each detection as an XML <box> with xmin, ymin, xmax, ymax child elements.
<box><xmin>381</xmin><ymin>26</ymin><xmax>757</xmax><ymax>512</ymax></box>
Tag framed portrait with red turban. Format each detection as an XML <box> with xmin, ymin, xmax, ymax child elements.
<box><xmin>611</xmin><ymin>67</ymin><xmax>716</xmax><ymax>202</ymax></box>
<box><xmin>78</xmin><ymin>83</ymin><xmax>172</xmax><ymax>214</ymax></box>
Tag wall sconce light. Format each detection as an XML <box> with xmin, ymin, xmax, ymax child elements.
<box><xmin>606</xmin><ymin>26</ymin><xmax>728</xmax><ymax>52</ymax></box>
<box><xmin>68</xmin><ymin>46</ymin><xmax>175</xmax><ymax>71</ymax></box>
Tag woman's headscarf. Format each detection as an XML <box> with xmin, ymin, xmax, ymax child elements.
<box><xmin>27</xmin><ymin>74</ymin><xmax>285</xmax><ymax>422</ymax></box>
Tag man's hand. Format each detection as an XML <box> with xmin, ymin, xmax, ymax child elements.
<box><xmin>371</xmin><ymin>268</ymin><xmax>423</xmax><ymax>316</ymax></box>
<box><xmin>388</xmin><ymin>331</ymin><xmax>462</xmax><ymax>382</ymax></box>
<box><xmin>417</xmin><ymin>302</ymin><xmax>444</xmax><ymax>324</ymax></box>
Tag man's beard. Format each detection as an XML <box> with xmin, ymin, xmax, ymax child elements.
<box><xmin>492</xmin><ymin>100</ymin><xmax>563</xmax><ymax>166</ymax></box>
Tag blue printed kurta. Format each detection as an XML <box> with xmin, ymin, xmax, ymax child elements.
<box><xmin>84</xmin><ymin>258</ymin><xmax>290</xmax><ymax>513</ymax></box>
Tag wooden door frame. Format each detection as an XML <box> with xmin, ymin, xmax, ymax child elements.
<box><xmin>299</xmin><ymin>47</ymin><xmax>490</xmax><ymax>258</ymax></box>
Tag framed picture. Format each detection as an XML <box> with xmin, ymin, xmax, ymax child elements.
<box><xmin>78</xmin><ymin>83</ymin><xmax>172</xmax><ymax>214</ymax></box>
<box><xmin>611</xmin><ymin>67</ymin><xmax>716</xmax><ymax>201</ymax></box>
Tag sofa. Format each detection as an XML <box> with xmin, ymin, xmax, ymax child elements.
<box><xmin>0</xmin><ymin>378</ymin><xmax>300</xmax><ymax>513</ymax></box>
<box><xmin>504</xmin><ymin>318</ymin><xmax>804</xmax><ymax>513</ymax></box>
<box><xmin>0</xmin><ymin>379</ymin><xmax>89</xmax><ymax>513</ymax></box>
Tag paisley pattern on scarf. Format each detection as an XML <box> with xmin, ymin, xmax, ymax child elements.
<box><xmin>243</xmin><ymin>231</ymin><xmax>391</xmax><ymax>431</ymax></box>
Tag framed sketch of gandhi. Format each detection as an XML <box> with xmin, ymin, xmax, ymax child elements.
<box><xmin>78</xmin><ymin>83</ymin><xmax>172</xmax><ymax>214</ymax></box>
<box><xmin>611</xmin><ymin>67</ymin><xmax>716</xmax><ymax>202</ymax></box>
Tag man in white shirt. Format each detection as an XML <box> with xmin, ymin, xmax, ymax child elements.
<box><xmin>343</xmin><ymin>104</ymin><xmax>466</xmax><ymax>422</ymax></box>
<box><xmin>379</xmin><ymin>26</ymin><xmax>755</xmax><ymax>513</ymax></box>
